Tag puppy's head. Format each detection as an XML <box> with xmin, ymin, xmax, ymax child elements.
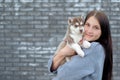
<box><xmin>68</xmin><ymin>16</ymin><xmax>84</xmax><ymax>35</ymax></box>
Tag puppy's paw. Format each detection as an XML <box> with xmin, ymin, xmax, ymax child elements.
<box><xmin>77</xmin><ymin>50</ymin><xmax>85</xmax><ymax>57</ymax></box>
<box><xmin>82</xmin><ymin>40</ymin><xmax>91</xmax><ymax>48</ymax></box>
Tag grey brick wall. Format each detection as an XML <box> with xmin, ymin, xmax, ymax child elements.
<box><xmin>0</xmin><ymin>0</ymin><xmax>120</xmax><ymax>80</ymax></box>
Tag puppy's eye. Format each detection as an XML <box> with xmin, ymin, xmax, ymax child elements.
<box><xmin>75</xmin><ymin>22</ymin><xmax>79</xmax><ymax>27</ymax></box>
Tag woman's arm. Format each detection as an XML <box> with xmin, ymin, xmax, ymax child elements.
<box><xmin>48</xmin><ymin>45</ymin><xmax>76</xmax><ymax>72</ymax></box>
<box><xmin>51</xmin><ymin>50</ymin><xmax>65</xmax><ymax>71</ymax></box>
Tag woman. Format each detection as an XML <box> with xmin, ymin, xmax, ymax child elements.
<box><xmin>48</xmin><ymin>10</ymin><xmax>113</xmax><ymax>80</ymax></box>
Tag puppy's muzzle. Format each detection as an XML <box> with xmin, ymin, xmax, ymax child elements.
<box><xmin>80</xmin><ymin>29</ymin><xmax>83</xmax><ymax>33</ymax></box>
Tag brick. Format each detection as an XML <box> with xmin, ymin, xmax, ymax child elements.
<box><xmin>111</xmin><ymin>0</ymin><xmax>120</xmax><ymax>2</ymax></box>
<box><xmin>20</xmin><ymin>0</ymin><xmax>33</xmax><ymax>3</ymax></box>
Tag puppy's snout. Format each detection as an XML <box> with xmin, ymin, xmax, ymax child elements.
<box><xmin>80</xmin><ymin>29</ymin><xmax>83</xmax><ymax>33</ymax></box>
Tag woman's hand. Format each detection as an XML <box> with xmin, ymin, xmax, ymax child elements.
<box><xmin>51</xmin><ymin>45</ymin><xmax>76</xmax><ymax>71</ymax></box>
<box><xmin>60</xmin><ymin>45</ymin><xmax>76</xmax><ymax>57</ymax></box>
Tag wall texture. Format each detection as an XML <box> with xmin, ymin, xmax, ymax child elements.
<box><xmin>0</xmin><ymin>0</ymin><xmax>120</xmax><ymax>80</ymax></box>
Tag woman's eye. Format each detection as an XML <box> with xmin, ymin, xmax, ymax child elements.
<box><xmin>94</xmin><ymin>26</ymin><xmax>100</xmax><ymax>30</ymax></box>
<box><xmin>85</xmin><ymin>23</ymin><xmax>89</xmax><ymax>27</ymax></box>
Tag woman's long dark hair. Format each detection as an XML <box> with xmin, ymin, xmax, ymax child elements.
<box><xmin>84</xmin><ymin>10</ymin><xmax>113</xmax><ymax>80</ymax></box>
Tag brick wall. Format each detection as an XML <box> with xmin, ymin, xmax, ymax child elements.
<box><xmin>0</xmin><ymin>0</ymin><xmax>120</xmax><ymax>80</ymax></box>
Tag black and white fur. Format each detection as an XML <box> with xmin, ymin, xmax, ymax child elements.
<box><xmin>55</xmin><ymin>16</ymin><xmax>91</xmax><ymax>63</ymax></box>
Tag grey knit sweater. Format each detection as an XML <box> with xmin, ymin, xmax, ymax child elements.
<box><xmin>48</xmin><ymin>42</ymin><xmax>105</xmax><ymax>80</ymax></box>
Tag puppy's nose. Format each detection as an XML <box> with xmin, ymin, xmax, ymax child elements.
<box><xmin>80</xmin><ymin>30</ymin><xmax>83</xmax><ymax>33</ymax></box>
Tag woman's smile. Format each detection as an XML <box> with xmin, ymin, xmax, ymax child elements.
<box><xmin>84</xmin><ymin>16</ymin><xmax>101</xmax><ymax>41</ymax></box>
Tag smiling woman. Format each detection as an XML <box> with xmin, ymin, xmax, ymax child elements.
<box><xmin>84</xmin><ymin>16</ymin><xmax>102</xmax><ymax>42</ymax></box>
<box><xmin>48</xmin><ymin>10</ymin><xmax>113</xmax><ymax>80</ymax></box>
<box><xmin>83</xmin><ymin>10</ymin><xmax>113</xmax><ymax>80</ymax></box>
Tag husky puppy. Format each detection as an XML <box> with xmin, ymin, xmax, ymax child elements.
<box><xmin>55</xmin><ymin>16</ymin><xmax>91</xmax><ymax>63</ymax></box>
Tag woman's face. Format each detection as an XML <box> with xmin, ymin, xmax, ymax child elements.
<box><xmin>84</xmin><ymin>16</ymin><xmax>102</xmax><ymax>41</ymax></box>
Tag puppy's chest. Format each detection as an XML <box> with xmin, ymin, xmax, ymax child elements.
<box><xmin>70</xmin><ymin>34</ymin><xmax>82</xmax><ymax>43</ymax></box>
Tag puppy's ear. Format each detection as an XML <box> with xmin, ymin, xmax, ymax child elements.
<box><xmin>79</xmin><ymin>16</ymin><xmax>84</xmax><ymax>25</ymax></box>
<box><xmin>68</xmin><ymin>18</ymin><xmax>73</xmax><ymax>25</ymax></box>
<box><xmin>80</xmin><ymin>15</ymin><xmax>84</xmax><ymax>20</ymax></box>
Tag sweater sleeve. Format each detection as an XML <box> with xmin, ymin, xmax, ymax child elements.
<box><xmin>48</xmin><ymin>42</ymin><xmax>105</xmax><ymax>80</ymax></box>
<box><xmin>48</xmin><ymin>56</ymin><xmax>57</xmax><ymax>74</ymax></box>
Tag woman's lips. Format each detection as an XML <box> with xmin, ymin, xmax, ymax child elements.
<box><xmin>85</xmin><ymin>34</ymin><xmax>92</xmax><ymax>38</ymax></box>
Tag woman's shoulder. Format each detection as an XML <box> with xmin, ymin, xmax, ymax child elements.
<box><xmin>90</xmin><ymin>42</ymin><xmax>102</xmax><ymax>47</ymax></box>
<box><xmin>92</xmin><ymin>42</ymin><xmax>104</xmax><ymax>52</ymax></box>
<box><xmin>83</xmin><ymin>42</ymin><xmax>103</xmax><ymax>50</ymax></box>
<box><xmin>83</xmin><ymin>42</ymin><xmax>105</xmax><ymax>57</ymax></box>
<box><xmin>89</xmin><ymin>42</ymin><xmax>104</xmax><ymax>51</ymax></box>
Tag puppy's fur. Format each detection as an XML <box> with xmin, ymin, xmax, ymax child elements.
<box><xmin>55</xmin><ymin>16</ymin><xmax>91</xmax><ymax>64</ymax></box>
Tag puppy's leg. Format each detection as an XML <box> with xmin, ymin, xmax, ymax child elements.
<box><xmin>70</xmin><ymin>43</ymin><xmax>84</xmax><ymax>57</ymax></box>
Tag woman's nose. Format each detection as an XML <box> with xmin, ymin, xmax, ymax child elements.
<box><xmin>87</xmin><ymin>27</ymin><xmax>93</xmax><ymax>33</ymax></box>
